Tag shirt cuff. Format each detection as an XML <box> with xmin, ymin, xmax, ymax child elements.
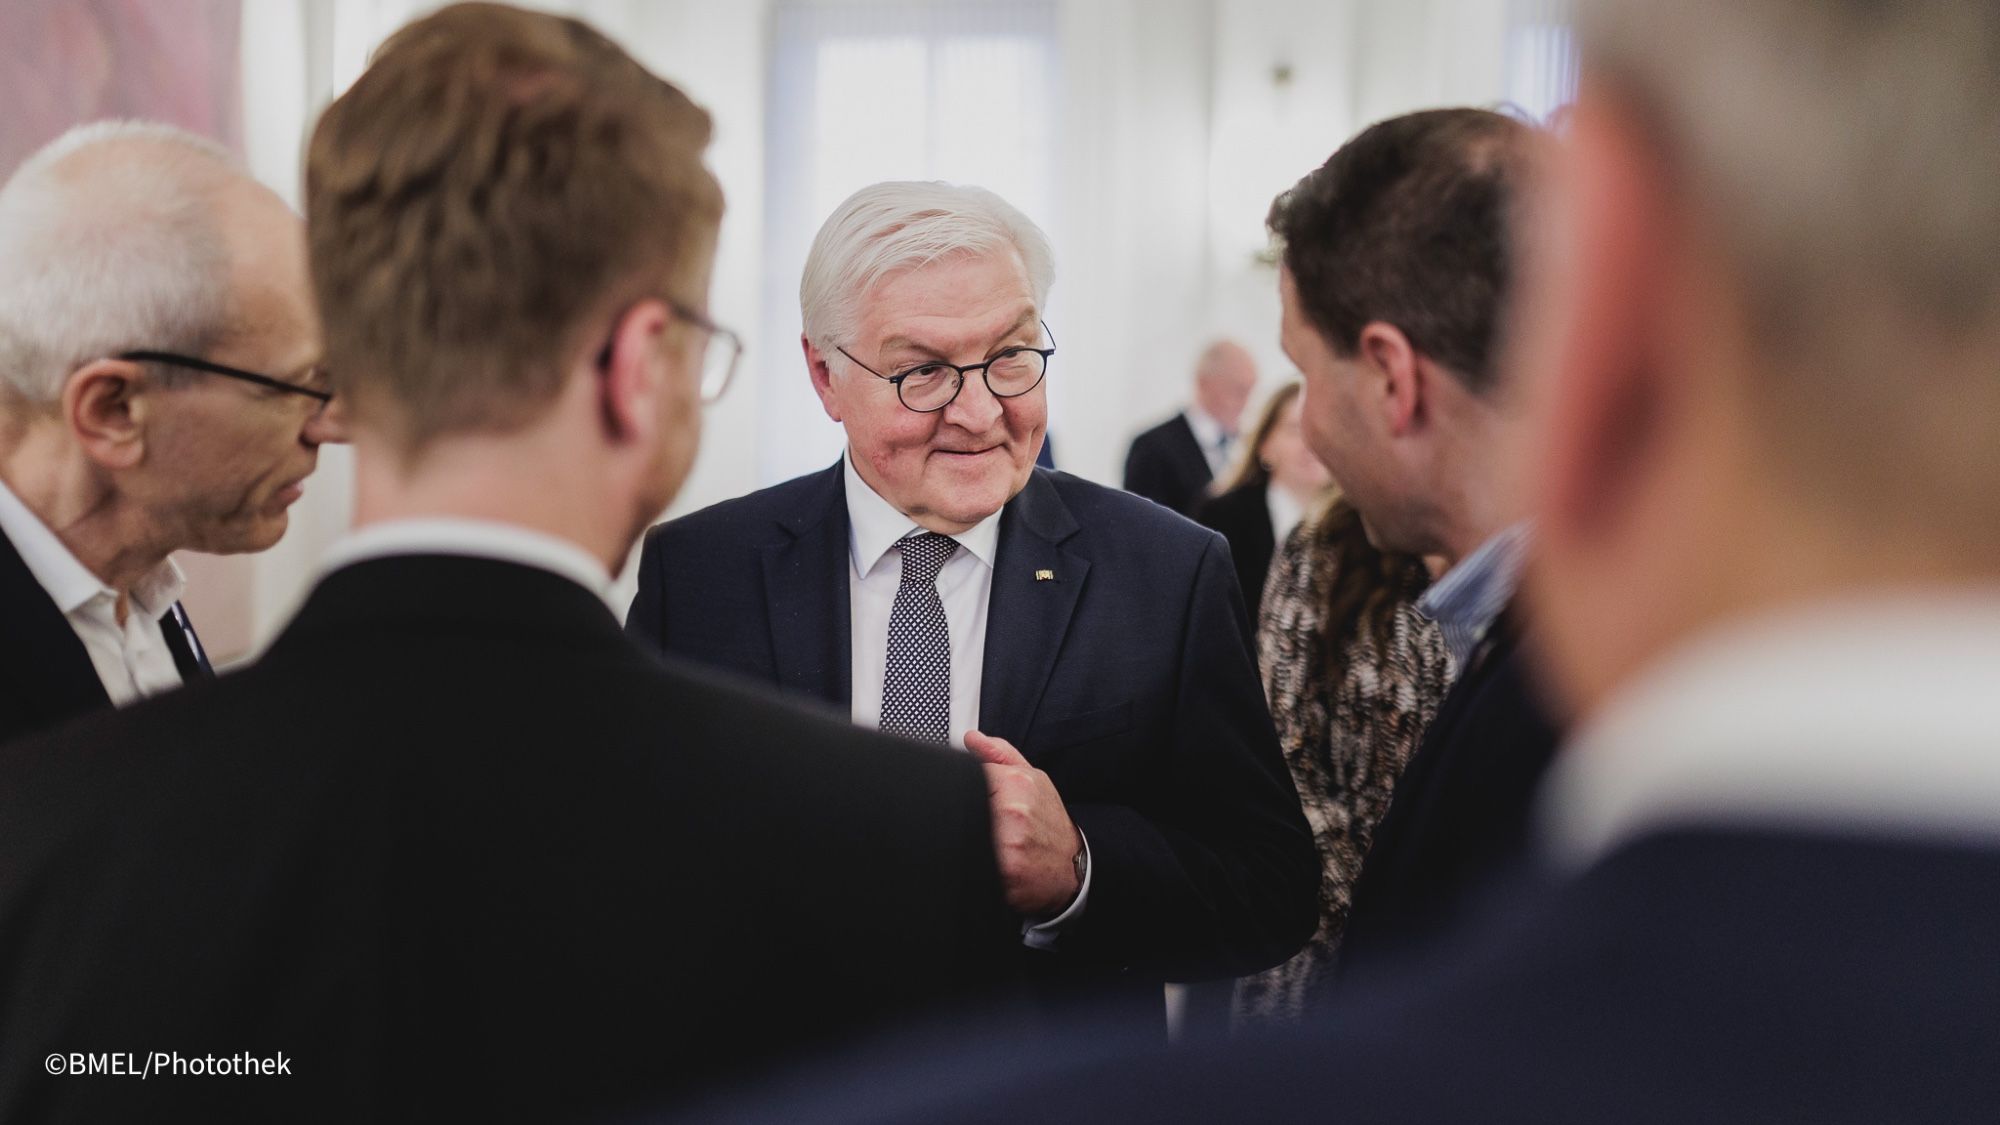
<box><xmin>1021</xmin><ymin>828</ymin><xmax>1091</xmax><ymax>950</ymax></box>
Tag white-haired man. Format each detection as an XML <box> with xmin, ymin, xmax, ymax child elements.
<box><xmin>629</xmin><ymin>180</ymin><xmax>1317</xmax><ymax>1020</ymax></box>
<box><xmin>1122</xmin><ymin>339</ymin><xmax>1259</xmax><ymax>514</ymax></box>
<box><xmin>0</xmin><ymin>122</ymin><xmax>340</xmax><ymax>743</ymax></box>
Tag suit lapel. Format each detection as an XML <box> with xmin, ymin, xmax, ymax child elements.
<box><xmin>160</xmin><ymin>602</ymin><xmax>215</xmax><ymax>681</ymax></box>
<box><xmin>760</xmin><ymin>463</ymin><xmax>853</xmax><ymax>708</ymax></box>
<box><xmin>978</xmin><ymin>471</ymin><xmax>1088</xmax><ymax>747</ymax></box>
<box><xmin>0</xmin><ymin>526</ymin><xmax>112</xmax><ymax>731</ymax></box>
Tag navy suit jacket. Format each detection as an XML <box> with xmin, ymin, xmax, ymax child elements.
<box><xmin>628</xmin><ymin>464</ymin><xmax>1317</xmax><ymax>997</ymax></box>
<box><xmin>1335</xmin><ymin>607</ymin><xmax>1563</xmax><ymax>980</ymax></box>
<box><xmin>683</xmin><ymin>826</ymin><xmax>2000</xmax><ymax>1125</ymax></box>
<box><xmin>0</xmin><ymin>524</ymin><xmax>211</xmax><ymax>747</ymax></box>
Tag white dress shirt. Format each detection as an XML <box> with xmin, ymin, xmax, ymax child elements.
<box><xmin>0</xmin><ymin>475</ymin><xmax>187</xmax><ymax>706</ymax></box>
<box><xmin>1540</xmin><ymin>592</ymin><xmax>2000</xmax><ymax>870</ymax></box>
<box><xmin>1183</xmin><ymin>407</ymin><xmax>1235</xmax><ymax>480</ymax></box>
<box><xmin>844</xmin><ymin>455</ymin><xmax>1001</xmax><ymax>749</ymax></box>
<box><xmin>320</xmin><ymin>517</ymin><xmax>615</xmax><ymax>602</ymax></box>
<box><xmin>841</xmin><ymin>453</ymin><xmax>1091</xmax><ymax>944</ymax></box>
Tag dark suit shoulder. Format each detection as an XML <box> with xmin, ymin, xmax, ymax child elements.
<box><xmin>1131</xmin><ymin>413</ymin><xmax>1191</xmax><ymax>445</ymax></box>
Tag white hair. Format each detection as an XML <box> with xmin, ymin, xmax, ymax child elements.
<box><xmin>0</xmin><ymin>120</ymin><xmax>242</xmax><ymax>404</ymax></box>
<box><xmin>799</xmin><ymin>181</ymin><xmax>1055</xmax><ymax>353</ymax></box>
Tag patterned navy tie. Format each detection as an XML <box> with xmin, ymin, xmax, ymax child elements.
<box><xmin>879</xmin><ymin>531</ymin><xmax>958</xmax><ymax>743</ymax></box>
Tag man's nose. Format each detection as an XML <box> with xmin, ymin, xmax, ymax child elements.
<box><xmin>302</xmin><ymin>396</ymin><xmax>350</xmax><ymax>445</ymax></box>
<box><xmin>942</xmin><ymin>370</ymin><xmax>1004</xmax><ymax>431</ymax></box>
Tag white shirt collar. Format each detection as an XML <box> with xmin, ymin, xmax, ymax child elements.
<box><xmin>842</xmin><ymin>452</ymin><xmax>1003</xmax><ymax>576</ymax></box>
<box><xmin>322</xmin><ymin>517</ymin><xmax>615</xmax><ymax>603</ymax></box>
<box><xmin>1183</xmin><ymin>406</ymin><xmax>1228</xmax><ymax>449</ymax></box>
<box><xmin>1541</xmin><ymin>591</ymin><xmax>2000</xmax><ymax>869</ymax></box>
<box><xmin>0</xmin><ymin>474</ymin><xmax>184</xmax><ymax>618</ymax></box>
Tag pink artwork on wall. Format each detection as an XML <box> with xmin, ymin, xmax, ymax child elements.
<box><xmin>0</xmin><ymin>0</ymin><xmax>243</xmax><ymax>176</ymax></box>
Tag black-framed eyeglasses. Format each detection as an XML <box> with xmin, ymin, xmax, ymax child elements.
<box><xmin>668</xmin><ymin>301</ymin><xmax>743</xmax><ymax>405</ymax></box>
<box><xmin>117</xmin><ymin>350</ymin><xmax>333</xmax><ymax>407</ymax></box>
<box><xmin>598</xmin><ymin>302</ymin><xmax>744</xmax><ymax>405</ymax></box>
<box><xmin>837</xmin><ymin>322</ymin><xmax>1056</xmax><ymax>413</ymax></box>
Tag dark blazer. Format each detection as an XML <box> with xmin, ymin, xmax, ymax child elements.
<box><xmin>1190</xmin><ymin>481</ymin><xmax>1277</xmax><ymax>619</ymax></box>
<box><xmin>0</xmin><ymin>555</ymin><xmax>1015</xmax><ymax>1124</ymax></box>
<box><xmin>1334</xmin><ymin>607</ymin><xmax>1563</xmax><ymax>980</ymax></box>
<box><xmin>693</xmin><ymin>827</ymin><xmax>2000</xmax><ymax>1125</ymax></box>
<box><xmin>0</xmin><ymin>524</ymin><xmax>211</xmax><ymax>746</ymax></box>
<box><xmin>628</xmin><ymin>464</ymin><xmax>1318</xmax><ymax>1006</ymax></box>
<box><xmin>1122</xmin><ymin>413</ymin><xmax>1213</xmax><ymax>514</ymax></box>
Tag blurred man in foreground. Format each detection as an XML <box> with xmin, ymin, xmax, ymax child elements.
<box><xmin>0</xmin><ymin>123</ymin><xmax>339</xmax><ymax>743</ymax></box>
<box><xmin>684</xmin><ymin>1</ymin><xmax>2000</xmax><ymax>1121</ymax></box>
<box><xmin>0</xmin><ymin>5</ymin><xmax>1012</xmax><ymax>1122</ymax></box>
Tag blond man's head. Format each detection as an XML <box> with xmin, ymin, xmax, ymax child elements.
<box><xmin>306</xmin><ymin>1</ymin><xmax>723</xmax><ymax>453</ymax></box>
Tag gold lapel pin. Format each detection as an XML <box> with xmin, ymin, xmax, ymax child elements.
<box><xmin>1035</xmin><ymin>569</ymin><xmax>1055</xmax><ymax>582</ymax></box>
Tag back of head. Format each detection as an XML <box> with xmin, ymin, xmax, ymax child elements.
<box><xmin>306</xmin><ymin>1</ymin><xmax>723</xmax><ymax>453</ymax></box>
<box><xmin>1267</xmin><ymin>108</ymin><xmax>1535</xmax><ymax>396</ymax></box>
<box><xmin>0</xmin><ymin>122</ymin><xmax>240</xmax><ymax>413</ymax></box>
<box><xmin>799</xmin><ymin>181</ymin><xmax>1054</xmax><ymax>351</ymax></box>
<box><xmin>1580</xmin><ymin>0</ymin><xmax>2000</xmax><ymax>534</ymax></box>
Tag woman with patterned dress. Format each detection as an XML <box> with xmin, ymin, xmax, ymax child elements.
<box><xmin>1233</xmin><ymin>497</ymin><xmax>1450</xmax><ymax>1026</ymax></box>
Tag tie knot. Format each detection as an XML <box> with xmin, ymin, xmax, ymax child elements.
<box><xmin>896</xmin><ymin>531</ymin><xmax>958</xmax><ymax>581</ymax></box>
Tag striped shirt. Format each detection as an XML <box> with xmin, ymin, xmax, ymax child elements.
<box><xmin>1417</xmin><ymin>522</ymin><xmax>1533</xmax><ymax>675</ymax></box>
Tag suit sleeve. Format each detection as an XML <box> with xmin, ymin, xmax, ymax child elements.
<box><xmin>1060</xmin><ymin>535</ymin><xmax>1319</xmax><ymax>980</ymax></box>
<box><xmin>624</xmin><ymin>528</ymin><xmax>668</xmax><ymax>650</ymax></box>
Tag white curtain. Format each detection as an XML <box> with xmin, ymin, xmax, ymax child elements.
<box><xmin>1504</xmin><ymin>0</ymin><xmax>1579</xmax><ymax>122</ymax></box>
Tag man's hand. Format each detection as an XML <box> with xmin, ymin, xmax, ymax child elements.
<box><xmin>966</xmin><ymin>731</ymin><xmax>1083</xmax><ymax>918</ymax></box>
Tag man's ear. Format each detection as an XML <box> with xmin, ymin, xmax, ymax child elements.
<box><xmin>1531</xmin><ymin>87</ymin><xmax>1674</xmax><ymax>542</ymax></box>
<box><xmin>64</xmin><ymin>359</ymin><xmax>149</xmax><ymax>470</ymax></box>
<box><xmin>802</xmin><ymin>335</ymin><xmax>844</xmax><ymax>423</ymax></box>
<box><xmin>1357</xmin><ymin>321</ymin><xmax>1423</xmax><ymax>438</ymax></box>
<box><xmin>598</xmin><ymin>299</ymin><xmax>671</xmax><ymax>445</ymax></box>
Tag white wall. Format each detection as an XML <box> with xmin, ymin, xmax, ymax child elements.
<box><xmin>214</xmin><ymin>0</ymin><xmax>1524</xmax><ymax>649</ymax></box>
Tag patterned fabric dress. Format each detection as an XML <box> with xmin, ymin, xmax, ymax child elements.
<box><xmin>1232</xmin><ymin>517</ymin><xmax>1451</xmax><ymax>1026</ymax></box>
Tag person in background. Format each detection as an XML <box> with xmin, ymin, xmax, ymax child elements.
<box><xmin>1232</xmin><ymin>496</ymin><xmax>1448</xmax><ymax>1025</ymax></box>
<box><xmin>1190</xmin><ymin>380</ymin><xmax>1334</xmax><ymax>616</ymax></box>
<box><xmin>1121</xmin><ymin>339</ymin><xmax>1257</xmax><ymax>513</ymax></box>
<box><xmin>628</xmin><ymin>180</ymin><xmax>1317</xmax><ymax>1027</ymax></box>
<box><xmin>0</xmin><ymin>6</ymin><xmax>1014</xmax><ymax>1121</ymax></box>
<box><xmin>0</xmin><ymin>122</ymin><xmax>340</xmax><ymax>744</ymax></box>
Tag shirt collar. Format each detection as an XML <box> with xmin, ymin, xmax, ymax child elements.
<box><xmin>1540</xmin><ymin>590</ymin><xmax>2000</xmax><ymax>870</ymax></box>
<box><xmin>842</xmin><ymin>451</ymin><xmax>1003</xmax><ymax>577</ymax></box>
<box><xmin>322</xmin><ymin>518</ymin><xmax>615</xmax><ymax>603</ymax></box>
<box><xmin>0</xmin><ymin>474</ymin><xmax>185</xmax><ymax>618</ymax></box>
<box><xmin>1184</xmin><ymin>406</ymin><xmax>1228</xmax><ymax>449</ymax></box>
<box><xmin>1417</xmin><ymin>521</ymin><xmax>1533</xmax><ymax>669</ymax></box>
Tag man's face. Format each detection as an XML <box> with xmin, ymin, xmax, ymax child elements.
<box><xmin>1197</xmin><ymin>345</ymin><xmax>1257</xmax><ymax>431</ymax></box>
<box><xmin>133</xmin><ymin>184</ymin><xmax>334</xmax><ymax>555</ymax></box>
<box><xmin>812</xmin><ymin>250</ymin><xmax>1047</xmax><ymax>534</ymax></box>
<box><xmin>1278</xmin><ymin>267</ymin><xmax>1409</xmax><ymax>550</ymax></box>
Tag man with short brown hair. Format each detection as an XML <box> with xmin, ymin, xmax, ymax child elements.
<box><xmin>0</xmin><ymin>5</ymin><xmax>1012</xmax><ymax>1122</ymax></box>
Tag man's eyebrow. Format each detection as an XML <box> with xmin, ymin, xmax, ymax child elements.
<box><xmin>877</xmin><ymin>309</ymin><xmax>1041</xmax><ymax>359</ymax></box>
